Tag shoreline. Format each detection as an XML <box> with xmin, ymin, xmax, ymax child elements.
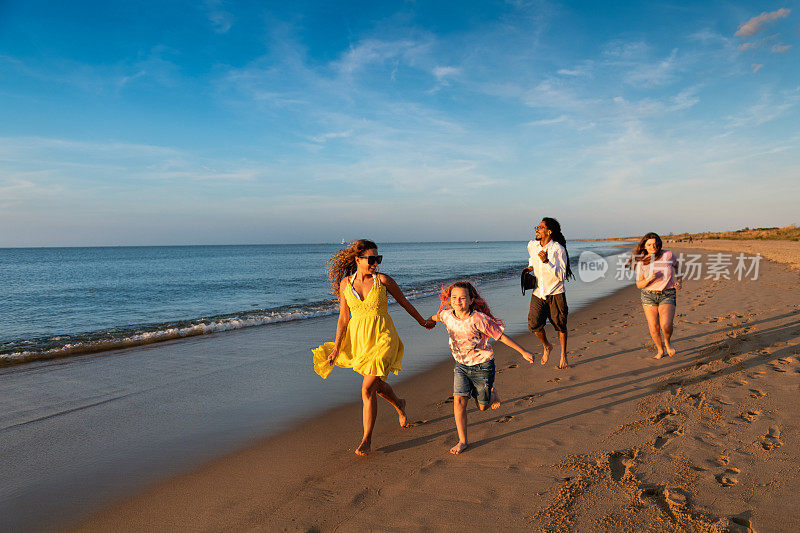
<box><xmin>70</xmin><ymin>245</ymin><xmax>800</xmax><ymax>532</ymax></box>
<box><xmin>1</xmin><ymin>241</ymin><xmax>631</xmax><ymax>368</ymax></box>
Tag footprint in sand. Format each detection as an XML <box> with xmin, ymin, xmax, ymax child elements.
<box><xmin>726</xmin><ymin>514</ymin><xmax>757</xmax><ymax>532</ymax></box>
<box><xmin>516</xmin><ymin>394</ymin><xmax>541</xmax><ymax>406</ymax></box>
<box><xmin>507</xmin><ymin>363</ymin><xmax>518</xmax><ymax>369</ymax></box>
<box><xmin>687</xmin><ymin>392</ymin><xmax>705</xmax><ymax>408</ymax></box>
<box><xmin>496</xmin><ymin>415</ymin><xmax>513</xmax><ymax>423</ymax></box>
<box><xmin>769</xmin><ymin>363</ymin><xmax>788</xmax><ymax>372</ymax></box>
<box><xmin>547</xmin><ymin>377</ymin><xmax>560</xmax><ymax>383</ymax></box>
<box><xmin>436</xmin><ymin>396</ymin><xmax>454</xmax><ymax>406</ymax></box>
<box><xmin>607</xmin><ymin>450</ymin><xmax>637</xmax><ymax>482</ymax></box>
<box><xmin>761</xmin><ymin>427</ymin><xmax>783</xmax><ymax>450</ymax></box>
<box><xmin>739</xmin><ymin>410</ymin><xmax>761</xmax><ymax>423</ymax></box>
<box><xmin>712</xmin><ymin>454</ymin><xmax>730</xmax><ymax>466</ymax></box>
<box><xmin>715</xmin><ymin>468</ymin><xmax>740</xmax><ymax>487</ymax></box>
<box><xmin>715</xmin><ymin>396</ymin><xmax>735</xmax><ymax>406</ymax></box>
<box><xmin>409</xmin><ymin>419</ymin><xmax>429</xmax><ymax>427</ymax></box>
<box><xmin>748</xmin><ymin>389</ymin><xmax>766</xmax><ymax>398</ymax></box>
<box><xmin>663</xmin><ymin>487</ymin><xmax>689</xmax><ymax>508</ymax></box>
<box><xmin>653</xmin><ymin>425</ymin><xmax>685</xmax><ymax>449</ymax></box>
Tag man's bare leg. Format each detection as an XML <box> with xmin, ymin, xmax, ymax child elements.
<box><xmin>557</xmin><ymin>331</ymin><xmax>569</xmax><ymax>369</ymax></box>
<box><xmin>534</xmin><ymin>330</ymin><xmax>553</xmax><ymax>365</ymax></box>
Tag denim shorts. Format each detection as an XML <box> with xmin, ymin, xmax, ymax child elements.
<box><xmin>641</xmin><ymin>288</ymin><xmax>677</xmax><ymax>307</ymax></box>
<box><xmin>453</xmin><ymin>359</ymin><xmax>495</xmax><ymax>405</ymax></box>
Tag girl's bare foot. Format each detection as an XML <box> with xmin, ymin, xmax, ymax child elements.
<box><xmin>490</xmin><ymin>388</ymin><xmax>501</xmax><ymax>409</ymax></box>
<box><xmin>557</xmin><ymin>359</ymin><xmax>570</xmax><ymax>369</ymax></box>
<box><xmin>653</xmin><ymin>351</ymin><xmax>664</xmax><ymax>359</ymax></box>
<box><xmin>397</xmin><ymin>398</ymin><xmax>409</xmax><ymax>427</ymax></box>
<box><xmin>665</xmin><ymin>346</ymin><xmax>677</xmax><ymax>357</ymax></box>
<box><xmin>355</xmin><ymin>438</ymin><xmax>371</xmax><ymax>456</ymax></box>
<box><xmin>450</xmin><ymin>442</ymin><xmax>468</xmax><ymax>455</ymax></box>
<box><xmin>540</xmin><ymin>342</ymin><xmax>553</xmax><ymax>365</ymax></box>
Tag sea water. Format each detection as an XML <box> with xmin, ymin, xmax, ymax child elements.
<box><xmin>1</xmin><ymin>241</ymin><xmax>628</xmax><ymax>364</ymax></box>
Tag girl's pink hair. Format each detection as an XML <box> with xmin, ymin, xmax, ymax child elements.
<box><xmin>438</xmin><ymin>281</ymin><xmax>503</xmax><ymax>325</ymax></box>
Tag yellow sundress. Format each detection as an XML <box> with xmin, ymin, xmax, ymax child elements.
<box><xmin>312</xmin><ymin>274</ymin><xmax>404</xmax><ymax>380</ymax></box>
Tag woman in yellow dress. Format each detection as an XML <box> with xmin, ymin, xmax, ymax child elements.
<box><xmin>313</xmin><ymin>239</ymin><xmax>435</xmax><ymax>456</ymax></box>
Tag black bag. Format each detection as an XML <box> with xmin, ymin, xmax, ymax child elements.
<box><xmin>521</xmin><ymin>269</ymin><xmax>537</xmax><ymax>295</ymax></box>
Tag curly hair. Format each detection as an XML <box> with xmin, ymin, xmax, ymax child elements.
<box><xmin>437</xmin><ymin>281</ymin><xmax>503</xmax><ymax>325</ymax></box>
<box><xmin>326</xmin><ymin>239</ymin><xmax>378</xmax><ymax>295</ymax></box>
<box><xmin>627</xmin><ymin>232</ymin><xmax>663</xmax><ymax>268</ymax></box>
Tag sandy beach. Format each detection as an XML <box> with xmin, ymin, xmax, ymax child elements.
<box><xmin>65</xmin><ymin>241</ymin><xmax>800</xmax><ymax>532</ymax></box>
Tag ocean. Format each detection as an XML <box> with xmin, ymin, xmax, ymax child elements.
<box><xmin>1</xmin><ymin>241</ymin><xmax>629</xmax><ymax>365</ymax></box>
<box><xmin>0</xmin><ymin>240</ymin><xmax>635</xmax><ymax>531</ymax></box>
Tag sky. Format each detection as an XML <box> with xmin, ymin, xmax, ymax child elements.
<box><xmin>0</xmin><ymin>1</ymin><xmax>798</xmax><ymax>246</ymax></box>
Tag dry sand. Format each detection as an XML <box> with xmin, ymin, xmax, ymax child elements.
<box><xmin>675</xmin><ymin>239</ymin><xmax>800</xmax><ymax>273</ymax></box>
<box><xmin>71</xmin><ymin>246</ymin><xmax>800</xmax><ymax>532</ymax></box>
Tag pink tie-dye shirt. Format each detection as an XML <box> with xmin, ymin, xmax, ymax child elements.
<box><xmin>439</xmin><ymin>309</ymin><xmax>504</xmax><ymax>366</ymax></box>
<box><xmin>637</xmin><ymin>250</ymin><xmax>677</xmax><ymax>291</ymax></box>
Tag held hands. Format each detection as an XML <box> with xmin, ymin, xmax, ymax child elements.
<box><xmin>420</xmin><ymin>318</ymin><xmax>436</xmax><ymax>329</ymax></box>
<box><xmin>538</xmin><ymin>249</ymin><xmax>548</xmax><ymax>263</ymax></box>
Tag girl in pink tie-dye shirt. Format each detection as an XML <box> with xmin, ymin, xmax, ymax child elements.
<box><xmin>430</xmin><ymin>281</ymin><xmax>535</xmax><ymax>455</ymax></box>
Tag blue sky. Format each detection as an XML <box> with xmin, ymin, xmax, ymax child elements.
<box><xmin>1</xmin><ymin>1</ymin><xmax>798</xmax><ymax>246</ymax></box>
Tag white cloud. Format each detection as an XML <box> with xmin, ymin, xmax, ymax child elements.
<box><xmin>0</xmin><ymin>47</ymin><xmax>181</xmax><ymax>94</ymax></box>
<box><xmin>310</xmin><ymin>131</ymin><xmax>353</xmax><ymax>143</ymax></box>
<box><xmin>0</xmin><ymin>136</ymin><xmax>267</xmax><ymax>186</ymax></box>
<box><xmin>433</xmin><ymin>66</ymin><xmax>460</xmax><ymax>81</ymax></box>
<box><xmin>333</xmin><ymin>39</ymin><xmax>431</xmax><ymax>76</ymax></box>
<box><xmin>624</xmin><ymin>49</ymin><xmax>679</xmax><ymax>88</ymax></box>
<box><xmin>204</xmin><ymin>0</ymin><xmax>233</xmax><ymax>33</ymax></box>
<box><xmin>735</xmin><ymin>9</ymin><xmax>791</xmax><ymax>38</ymax></box>
<box><xmin>525</xmin><ymin>115</ymin><xmax>568</xmax><ymax>126</ymax></box>
<box><xmin>602</xmin><ymin>40</ymin><xmax>649</xmax><ymax>59</ymax></box>
<box><xmin>738</xmin><ymin>42</ymin><xmax>757</xmax><ymax>51</ymax></box>
<box><xmin>752</xmin><ymin>63</ymin><xmax>764</xmax><ymax>73</ymax></box>
<box><xmin>671</xmin><ymin>87</ymin><xmax>701</xmax><ymax>110</ymax></box>
<box><xmin>772</xmin><ymin>44</ymin><xmax>792</xmax><ymax>53</ymax></box>
<box><xmin>726</xmin><ymin>89</ymin><xmax>800</xmax><ymax>128</ymax></box>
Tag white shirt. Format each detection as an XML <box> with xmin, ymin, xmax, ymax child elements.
<box><xmin>527</xmin><ymin>240</ymin><xmax>567</xmax><ymax>298</ymax></box>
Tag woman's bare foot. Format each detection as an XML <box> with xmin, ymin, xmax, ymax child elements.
<box><xmin>540</xmin><ymin>342</ymin><xmax>553</xmax><ymax>365</ymax></box>
<box><xmin>665</xmin><ymin>345</ymin><xmax>677</xmax><ymax>357</ymax></box>
<box><xmin>355</xmin><ymin>438</ymin><xmax>371</xmax><ymax>456</ymax></box>
<box><xmin>450</xmin><ymin>441</ymin><xmax>468</xmax><ymax>455</ymax></box>
<box><xmin>653</xmin><ymin>350</ymin><xmax>664</xmax><ymax>359</ymax></box>
<box><xmin>397</xmin><ymin>398</ymin><xmax>409</xmax><ymax>427</ymax></box>
<box><xmin>490</xmin><ymin>388</ymin><xmax>501</xmax><ymax>409</ymax></box>
<box><xmin>557</xmin><ymin>359</ymin><xmax>570</xmax><ymax>369</ymax></box>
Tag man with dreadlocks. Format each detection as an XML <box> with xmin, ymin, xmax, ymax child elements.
<box><xmin>523</xmin><ymin>217</ymin><xmax>575</xmax><ymax>369</ymax></box>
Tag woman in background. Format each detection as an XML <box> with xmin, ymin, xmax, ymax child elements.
<box><xmin>630</xmin><ymin>232</ymin><xmax>682</xmax><ymax>359</ymax></box>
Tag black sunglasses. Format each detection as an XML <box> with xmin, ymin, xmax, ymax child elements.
<box><xmin>357</xmin><ymin>255</ymin><xmax>383</xmax><ymax>265</ymax></box>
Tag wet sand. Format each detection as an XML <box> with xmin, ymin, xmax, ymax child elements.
<box><xmin>69</xmin><ymin>244</ymin><xmax>800</xmax><ymax>532</ymax></box>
